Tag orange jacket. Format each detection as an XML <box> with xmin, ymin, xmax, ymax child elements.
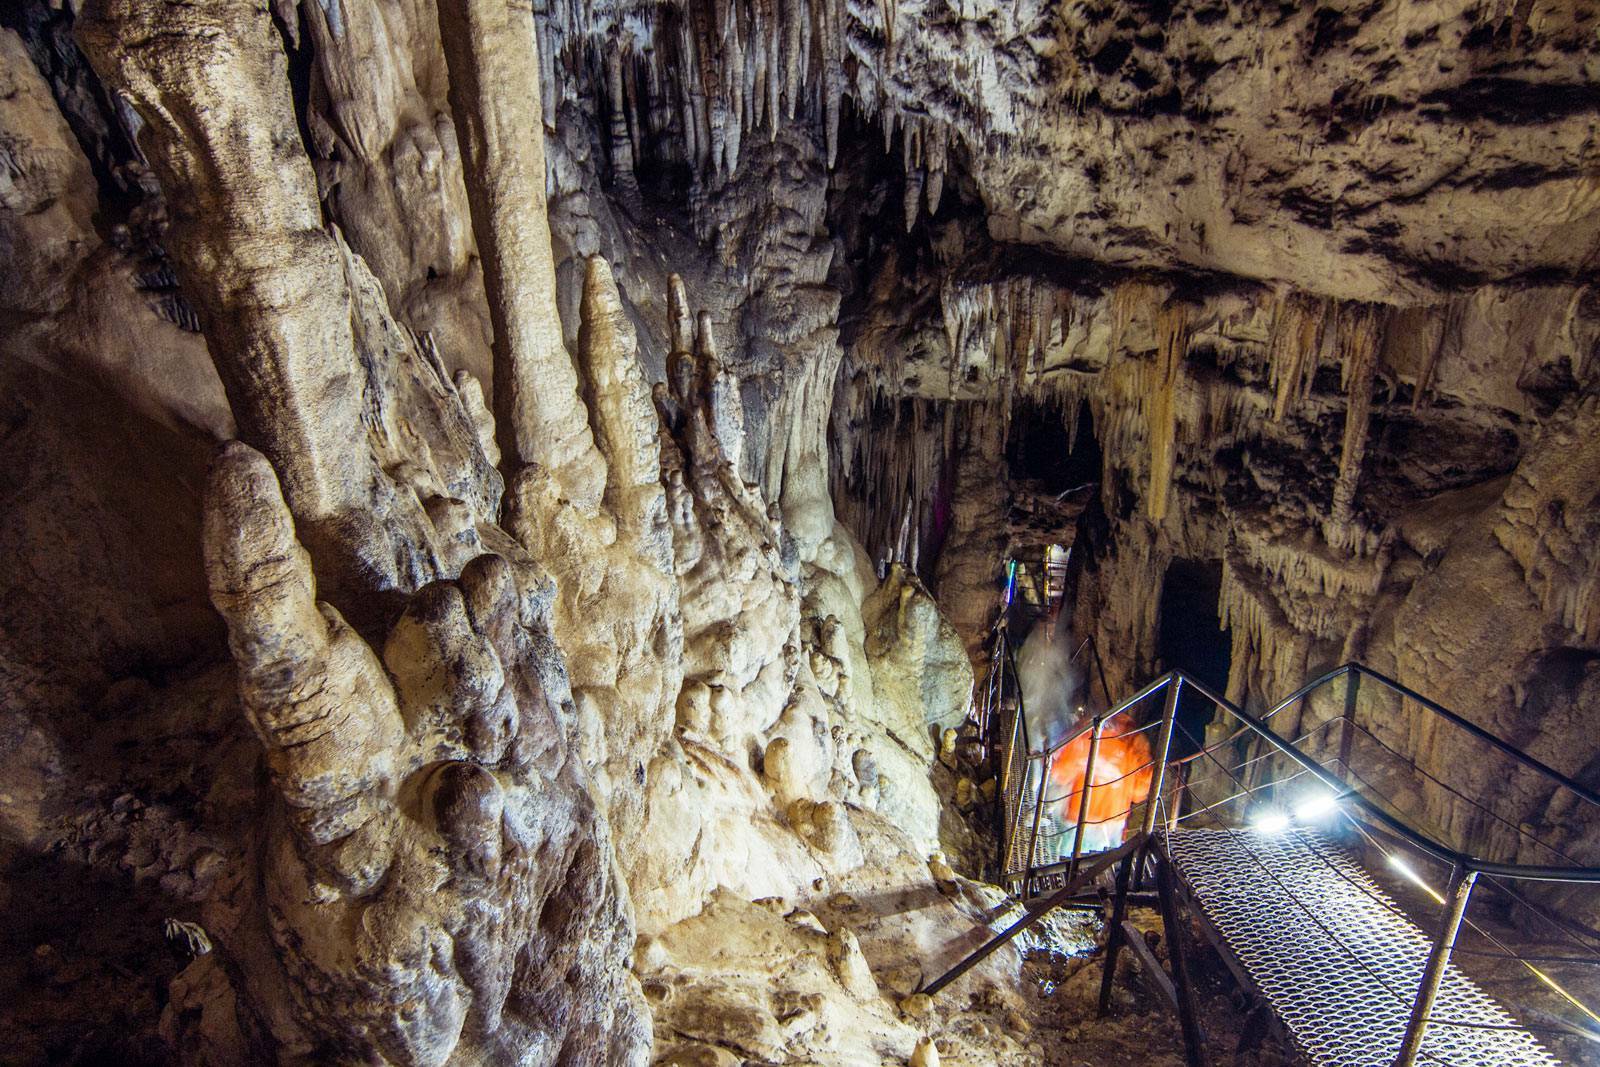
<box><xmin>1047</xmin><ymin>717</ymin><xmax>1154</xmax><ymax>835</ymax></box>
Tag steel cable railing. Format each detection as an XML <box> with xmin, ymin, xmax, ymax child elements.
<box><xmin>1337</xmin><ymin>716</ymin><xmax>1590</xmax><ymax>870</ymax></box>
<box><xmin>980</xmin><ymin>659</ymin><xmax>1600</xmax><ymax>1066</ymax></box>
<box><xmin>1172</xmin><ymin>716</ymin><xmax>1600</xmax><ymax>1050</ymax></box>
<box><xmin>1186</xmin><ymin>672</ymin><xmax>1600</xmax><ymax>1064</ymax></box>
<box><xmin>1169</xmin><ymin>755</ymin><xmax>1470</xmax><ymax>1067</ymax></box>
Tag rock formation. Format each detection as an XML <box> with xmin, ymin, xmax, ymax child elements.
<box><xmin>0</xmin><ymin>0</ymin><xmax>1597</xmax><ymax>1063</ymax></box>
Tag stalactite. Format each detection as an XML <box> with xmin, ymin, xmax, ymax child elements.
<box><xmin>724</xmin><ymin>14</ymin><xmax>746</xmax><ymax>172</ymax></box>
<box><xmin>762</xmin><ymin>0</ymin><xmax>780</xmax><ymax>137</ymax></box>
<box><xmin>783</xmin><ymin>0</ymin><xmax>803</xmax><ymax>119</ymax></box>
<box><xmin>1412</xmin><ymin>297</ymin><xmax>1462</xmax><ymax>412</ymax></box>
<box><xmin>820</xmin><ymin>0</ymin><xmax>843</xmax><ymax>167</ymax></box>
<box><xmin>605</xmin><ymin>49</ymin><xmax>640</xmax><ymax>202</ymax></box>
<box><xmin>1328</xmin><ymin>302</ymin><xmax>1385</xmax><ymax>535</ymax></box>
<box><xmin>1109</xmin><ymin>279</ymin><xmax>1158</xmax><ymax>355</ymax></box>
<box><xmin>1033</xmin><ymin>286</ymin><xmax>1053</xmax><ymax>378</ymax></box>
<box><xmin>1143</xmin><ymin>303</ymin><xmax>1189</xmax><ymax>521</ymax></box>
<box><xmin>924</xmin><ymin>122</ymin><xmax>946</xmax><ymax>214</ymax></box>
<box><xmin>622</xmin><ymin>54</ymin><xmax>643</xmax><ymax>169</ymax></box>
<box><xmin>903</xmin><ymin>169</ymin><xmax>924</xmax><ymax>233</ymax></box>
<box><xmin>1267</xmin><ymin>292</ymin><xmax>1329</xmax><ymax>421</ymax></box>
<box><xmin>538</xmin><ymin>16</ymin><xmax>559</xmax><ymax>129</ymax></box>
<box><xmin>682</xmin><ymin>19</ymin><xmax>706</xmax><ymax>170</ymax></box>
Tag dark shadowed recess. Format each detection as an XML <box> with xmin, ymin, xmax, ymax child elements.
<box><xmin>1158</xmin><ymin>557</ymin><xmax>1230</xmax><ymax>757</ymax></box>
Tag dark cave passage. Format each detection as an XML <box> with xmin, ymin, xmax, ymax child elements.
<box><xmin>1157</xmin><ymin>558</ymin><xmax>1231</xmax><ymax>757</ymax></box>
<box><xmin>1007</xmin><ymin>402</ymin><xmax>1102</xmax><ymax>497</ymax></box>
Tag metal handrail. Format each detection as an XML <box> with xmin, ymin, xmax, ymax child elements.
<box><xmin>982</xmin><ymin>659</ymin><xmax>1600</xmax><ymax>1067</ymax></box>
<box><xmin>1008</xmin><ymin>663</ymin><xmax>1600</xmax><ymax>884</ymax></box>
<box><xmin>1179</xmin><ymin>669</ymin><xmax>1600</xmax><ymax>881</ymax></box>
<box><xmin>1344</xmin><ymin>663</ymin><xmax>1600</xmax><ymax>811</ymax></box>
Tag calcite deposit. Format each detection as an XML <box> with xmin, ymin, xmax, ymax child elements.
<box><xmin>0</xmin><ymin>0</ymin><xmax>1596</xmax><ymax>1063</ymax></box>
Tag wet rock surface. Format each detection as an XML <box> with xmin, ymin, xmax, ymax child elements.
<box><xmin>0</xmin><ymin>0</ymin><xmax>1596</xmax><ymax>1063</ymax></box>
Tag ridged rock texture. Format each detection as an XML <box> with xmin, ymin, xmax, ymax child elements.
<box><xmin>0</xmin><ymin>0</ymin><xmax>1597</xmax><ymax>1063</ymax></box>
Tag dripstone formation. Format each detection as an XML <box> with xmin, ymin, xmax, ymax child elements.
<box><xmin>0</xmin><ymin>0</ymin><xmax>1595</xmax><ymax>1064</ymax></box>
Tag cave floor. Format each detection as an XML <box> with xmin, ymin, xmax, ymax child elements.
<box><xmin>1014</xmin><ymin>905</ymin><xmax>1290</xmax><ymax>1067</ymax></box>
<box><xmin>0</xmin><ymin>837</ymin><xmax>182</xmax><ymax>1066</ymax></box>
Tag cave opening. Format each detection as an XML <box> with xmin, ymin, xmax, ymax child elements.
<box><xmin>1157</xmin><ymin>558</ymin><xmax>1231</xmax><ymax>756</ymax></box>
<box><xmin>1006</xmin><ymin>402</ymin><xmax>1102</xmax><ymax>497</ymax></box>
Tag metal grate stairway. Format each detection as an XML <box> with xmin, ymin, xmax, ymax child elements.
<box><xmin>1167</xmin><ymin>827</ymin><xmax>1561</xmax><ymax>1067</ymax></box>
<box><xmin>947</xmin><ymin>658</ymin><xmax>1600</xmax><ymax>1067</ymax></box>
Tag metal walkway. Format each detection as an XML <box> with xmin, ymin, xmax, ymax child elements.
<box><xmin>943</xmin><ymin>660</ymin><xmax>1600</xmax><ymax>1067</ymax></box>
<box><xmin>1168</xmin><ymin>827</ymin><xmax>1560</xmax><ymax>1067</ymax></box>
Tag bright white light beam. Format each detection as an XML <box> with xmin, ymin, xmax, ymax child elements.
<box><xmin>1386</xmin><ymin>853</ymin><xmax>1445</xmax><ymax>905</ymax></box>
<box><xmin>1294</xmin><ymin>791</ymin><xmax>1341</xmax><ymax>822</ymax></box>
<box><xmin>1253</xmin><ymin>810</ymin><xmax>1291</xmax><ymax>835</ymax></box>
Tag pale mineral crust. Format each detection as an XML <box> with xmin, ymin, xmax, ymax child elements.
<box><xmin>0</xmin><ymin>0</ymin><xmax>1596</xmax><ymax>1064</ymax></box>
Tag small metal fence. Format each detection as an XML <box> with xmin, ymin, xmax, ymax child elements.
<box><xmin>979</xmin><ymin>660</ymin><xmax>1600</xmax><ymax>1066</ymax></box>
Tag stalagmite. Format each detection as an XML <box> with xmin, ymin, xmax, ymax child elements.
<box><xmin>19</xmin><ymin>2</ymin><xmax>1600</xmax><ymax>1062</ymax></box>
<box><xmin>698</xmin><ymin>311</ymin><xmax>747</xmax><ymax>472</ymax></box>
<box><xmin>668</xmin><ymin>274</ymin><xmax>696</xmax><ymax>353</ymax></box>
<box><xmin>579</xmin><ymin>257</ymin><xmax>665</xmax><ymax>533</ymax></box>
<box><xmin>434</xmin><ymin>0</ymin><xmax>603</xmax><ymax>504</ymax></box>
<box><xmin>77</xmin><ymin>1</ymin><xmax>378</xmax><ymax>525</ymax></box>
<box><xmin>77</xmin><ymin>0</ymin><xmax>500</xmax><ymax>609</ymax></box>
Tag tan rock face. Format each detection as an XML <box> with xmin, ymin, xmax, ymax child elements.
<box><xmin>4</xmin><ymin>0</ymin><xmax>1599</xmax><ymax>1061</ymax></box>
<box><xmin>198</xmin><ymin>443</ymin><xmax>646</xmax><ymax>1063</ymax></box>
<box><xmin>0</xmin><ymin>0</ymin><xmax>1001</xmax><ymax>1057</ymax></box>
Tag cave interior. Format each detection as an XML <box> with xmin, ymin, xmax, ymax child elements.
<box><xmin>2</xmin><ymin>0</ymin><xmax>1600</xmax><ymax>1064</ymax></box>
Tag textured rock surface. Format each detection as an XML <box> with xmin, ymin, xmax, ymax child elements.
<box><xmin>1</xmin><ymin>0</ymin><xmax>1598</xmax><ymax>1062</ymax></box>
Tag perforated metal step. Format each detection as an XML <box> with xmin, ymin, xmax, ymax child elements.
<box><xmin>1166</xmin><ymin>828</ymin><xmax>1561</xmax><ymax>1067</ymax></box>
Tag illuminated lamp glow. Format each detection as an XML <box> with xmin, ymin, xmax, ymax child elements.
<box><xmin>1252</xmin><ymin>810</ymin><xmax>1291</xmax><ymax>835</ymax></box>
<box><xmin>1294</xmin><ymin>791</ymin><xmax>1340</xmax><ymax>822</ymax></box>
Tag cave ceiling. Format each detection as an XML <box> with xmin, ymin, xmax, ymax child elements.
<box><xmin>559</xmin><ymin>0</ymin><xmax>1600</xmax><ymax>302</ymax></box>
<box><xmin>1</xmin><ymin>0</ymin><xmax>1599</xmax><ymax>1063</ymax></box>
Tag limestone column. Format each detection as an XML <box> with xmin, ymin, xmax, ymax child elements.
<box><xmin>435</xmin><ymin>0</ymin><xmax>605</xmax><ymax>507</ymax></box>
<box><xmin>77</xmin><ymin>0</ymin><xmax>373</xmax><ymax>524</ymax></box>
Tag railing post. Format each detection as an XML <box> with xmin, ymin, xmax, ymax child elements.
<box><xmin>1025</xmin><ymin>752</ymin><xmax>1049</xmax><ymax>881</ymax></box>
<box><xmin>1391</xmin><ymin>862</ymin><xmax>1476</xmax><ymax>1067</ymax></box>
<box><xmin>1068</xmin><ymin>717</ymin><xmax>1106</xmax><ymax>880</ymax></box>
<box><xmin>1141</xmin><ymin>676</ymin><xmax>1184</xmax><ymax>840</ymax></box>
<box><xmin>994</xmin><ymin>713</ymin><xmax>1010</xmax><ymax>877</ymax></box>
<box><xmin>995</xmin><ymin>634</ymin><xmax>1019</xmax><ymax>877</ymax></box>
<box><xmin>1338</xmin><ymin>667</ymin><xmax>1360</xmax><ymax>783</ymax></box>
<box><xmin>1097</xmin><ymin>849</ymin><xmax>1136</xmax><ymax>1016</ymax></box>
<box><xmin>1166</xmin><ymin>761</ymin><xmax>1186</xmax><ymax>833</ymax></box>
<box><xmin>1156</xmin><ymin>851</ymin><xmax>1208</xmax><ymax>1067</ymax></box>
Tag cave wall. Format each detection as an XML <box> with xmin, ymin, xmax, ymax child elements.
<box><xmin>0</xmin><ymin>0</ymin><xmax>1014</xmax><ymax>1062</ymax></box>
<box><xmin>0</xmin><ymin>0</ymin><xmax>1597</xmax><ymax>1062</ymax></box>
<box><xmin>818</xmin><ymin>0</ymin><xmax>1600</xmax><ymax>869</ymax></box>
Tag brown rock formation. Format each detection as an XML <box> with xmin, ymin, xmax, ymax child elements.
<box><xmin>1</xmin><ymin>0</ymin><xmax>1597</xmax><ymax>1062</ymax></box>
